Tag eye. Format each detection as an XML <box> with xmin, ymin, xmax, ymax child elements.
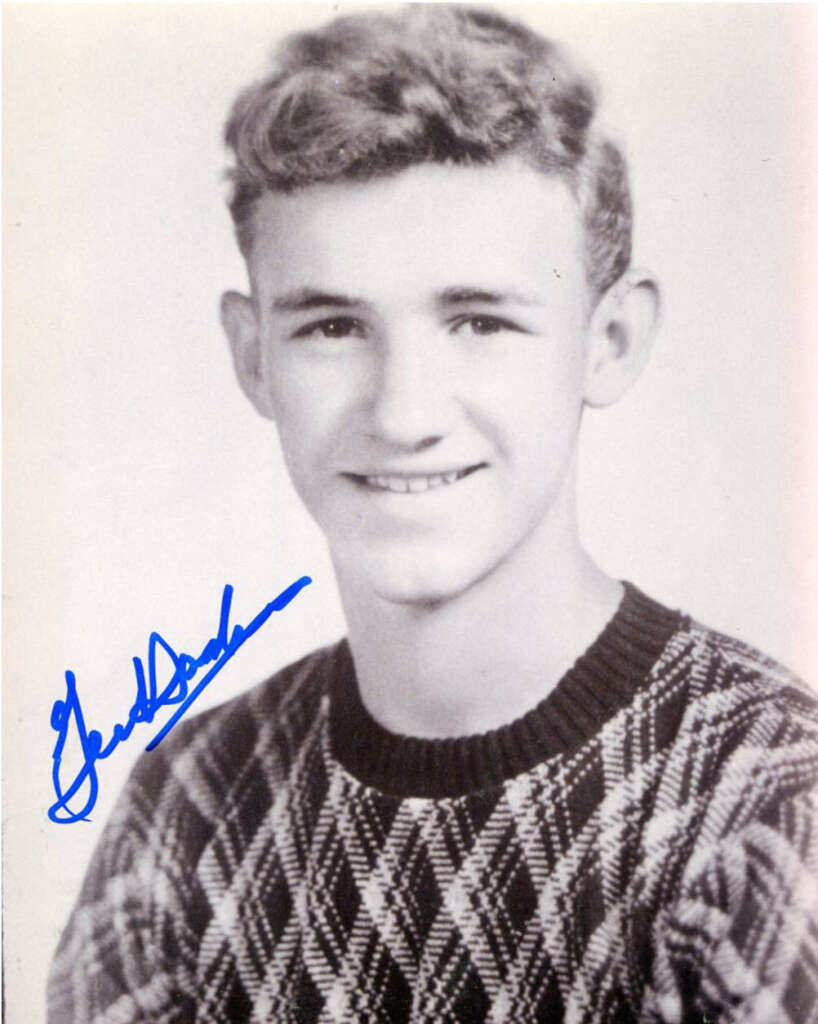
<box><xmin>451</xmin><ymin>315</ymin><xmax>524</xmax><ymax>337</ymax></box>
<box><xmin>291</xmin><ymin>316</ymin><xmax>367</xmax><ymax>341</ymax></box>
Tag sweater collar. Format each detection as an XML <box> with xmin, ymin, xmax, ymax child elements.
<box><xmin>328</xmin><ymin>583</ymin><xmax>681</xmax><ymax>799</ymax></box>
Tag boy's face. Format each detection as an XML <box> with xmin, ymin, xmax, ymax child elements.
<box><xmin>232</xmin><ymin>162</ymin><xmax>598</xmax><ymax>605</ymax></box>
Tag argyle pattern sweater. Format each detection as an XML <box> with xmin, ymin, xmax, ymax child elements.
<box><xmin>48</xmin><ymin>586</ymin><xmax>818</xmax><ymax>1023</ymax></box>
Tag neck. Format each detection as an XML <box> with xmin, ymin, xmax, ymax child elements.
<box><xmin>335</xmin><ymin>484</ymin><xmax>622</xmax><ymax>740</ymax></box>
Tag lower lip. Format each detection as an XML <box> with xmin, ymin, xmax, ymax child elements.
<box><xmin>346</xmin><ymin>465</ymin><xmax>486</xmax><ymax>496</ymax></box>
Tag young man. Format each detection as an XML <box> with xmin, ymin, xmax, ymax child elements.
<box><xmin>48</xmin><ymin>7</ymin><xmax>818</xmax><ymax>1022</ymax></box>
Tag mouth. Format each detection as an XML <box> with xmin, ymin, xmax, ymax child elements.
<box><xmin>347</xmin><ymin>463</ymin><xmax>486</xmax><ymax>494</ymax></box>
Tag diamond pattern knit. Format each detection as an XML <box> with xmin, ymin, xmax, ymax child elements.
<box><xmin>48</xmin><ymin>586</ymin><xmax>818</xmax><ymax>1022</ymax></box>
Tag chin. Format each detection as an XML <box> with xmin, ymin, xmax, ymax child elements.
<box><xmin>354</xmin><ymin>546</ymin><xmax>498</xmax><ymax>608</ymax></box>
<box><xmin>371</xmin><ymin>579</ymin><xmax>456</xmax><ymax>608</ymax></box>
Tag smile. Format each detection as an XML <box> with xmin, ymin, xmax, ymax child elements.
<box><xmin>350</xmin><ymin>464</ymin><xmax>484</xmax><ymax>494</ymax></box>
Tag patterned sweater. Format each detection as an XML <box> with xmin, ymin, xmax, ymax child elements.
<box><xmin>48</xmin><ymin>585</ymin><xmax>818</xmax><ymax>1023</ymax></box>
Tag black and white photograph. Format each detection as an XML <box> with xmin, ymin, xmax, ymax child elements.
<box><xmin>4</xmin><ymin>4</ymin><xmax>818</xmax><ymax>1021</ymax></box>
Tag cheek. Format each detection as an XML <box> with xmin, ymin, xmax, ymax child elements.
<box><xmin>272</xmin><ymin>393</ymin><xmax>329</xmax><ymax>471</ymax></box>
<box><xmin>267</xmin><ymin>361</ymin><xmax>360</xmax><ymax>477</ymax></box>
<box><xmin>472</xmin><ymin>344</ymin><xmax>587</xmax><ymax>451</ymax></box>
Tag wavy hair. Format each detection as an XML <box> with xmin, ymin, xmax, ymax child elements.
<box><xmin>224</xmin><ymin>6</ymin><xmax>631</xmax><ymax>297</ymax></box>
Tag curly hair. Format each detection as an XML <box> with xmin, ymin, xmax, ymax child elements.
<box><xmin>224</xmin><ymin>6</ymin><xmax>631</xmax><ymax>298</ymax></box>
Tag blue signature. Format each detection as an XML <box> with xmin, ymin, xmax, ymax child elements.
<box><xmin>48</xmin><ymin>577</ymin><xmax>312</xmax><ymax>825</ymax></box>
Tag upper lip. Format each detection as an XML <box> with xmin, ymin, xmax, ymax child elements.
<box><xmin>345</xmin><ymin>462</ymin><xmax>486</xmax><ymax>478</ymax></box>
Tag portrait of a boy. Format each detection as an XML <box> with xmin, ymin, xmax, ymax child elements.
<box><xmin>28</xmin><ymin>6</ymin><xmax>818</xmax><ymax>1022</ymax></box>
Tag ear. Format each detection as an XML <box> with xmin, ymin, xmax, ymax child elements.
<box><xmin>583</xmin><ymin>270</ymin><xmax>661</xmax><ymax>409</ymax></box>
<box><xmin>220</xmin><ymin>290</ymin><xmax>275</xmax><ymax>420</ymax></box>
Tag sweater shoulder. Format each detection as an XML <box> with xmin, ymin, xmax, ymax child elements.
<box><xmin>150</xmin><ymin>639</ymin><xmax>339</xmax><ymax>764</ymax></box>
<box><xmin>676</xmin><ymin>615</ymin><xmax>817</xmax><ymax>722</ymax></box>
<box><xmin>649</xmin><ymin>615</ymin><xmax>818</xmax><ymax>812</ymax></box>
<box><xmin>103</xmin><ymin>641</ymin><xmax>342</xmax><ymax>860</ymax></box>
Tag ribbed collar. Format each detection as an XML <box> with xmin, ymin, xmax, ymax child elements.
<box><xmin>328</xmin><ymin>583</ymin><xmax>682</xmax><ymax>799</ymax></box>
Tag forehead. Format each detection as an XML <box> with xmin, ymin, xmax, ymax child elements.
<box><xmin>247</xmin><ymin>162</ymin><xmax>589</xmax><ymax>305</ymax></box>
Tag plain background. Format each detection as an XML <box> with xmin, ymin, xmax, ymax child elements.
<box><xmin>4</xmin><ymin>3</ymin><xmax>818</xmax><ymax>1019</ymax></box>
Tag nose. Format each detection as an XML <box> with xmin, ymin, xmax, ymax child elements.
<box><xmin>364</xmin><ymin>332</ymin><xmax>456</xmax><ymax>449</ymax></box>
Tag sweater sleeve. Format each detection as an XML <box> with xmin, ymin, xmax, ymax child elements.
<box><xmin>645</xmin><ymin>713</ymin><xmax>818</xmax><ymax>1023</ymax></box>
<box><xmin>46</xmin><ymin>749</ymin><xmax>200</xmax><ymax>1024</ymax></box>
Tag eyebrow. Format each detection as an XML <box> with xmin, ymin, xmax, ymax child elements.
<box><xmin>437</xmin><ymin>286</ymin><xmax>543</xmax><ymax>307</ymax></box>
<box><xmin>271</xmin><ymin>288</ymin><xmax>371</xmax><ymax>313</ymax></box>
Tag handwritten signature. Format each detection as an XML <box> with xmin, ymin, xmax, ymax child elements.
<box><xmin>48</xmin><ymin>577</ymin><xmax>312</xmax><ymax>825</ymax></box>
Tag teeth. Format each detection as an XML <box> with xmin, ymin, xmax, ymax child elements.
<box><xmin>363</xmin><ymin>469</ymin><xmax>473</xmax><ymax>493</ymax></box>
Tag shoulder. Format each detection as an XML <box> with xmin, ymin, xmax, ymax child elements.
<box><xmin>626</xmin><ymin>598</ymin><xmax>818</xmax><ymax>805</ymax></box>
<box><xmin>644</xmin><ymin>610</ymin><xmax>818</xmax><ymax>852</ymax></box>
<box><xmin>633</xmin><ymin>607</ymin><xmax>818</xmax><ymax>857</ymax></box>
<box><xmin>149</xmin><ymin>637</ymin><xmax>342</xmax><ymax>763</ymax></box>
<box><xmin>667</xmin><ymin>615</ymin><xmax>818</xmax><ymax>744</ymax></box>
<box><xmin>106</xmin><ymin>640</ymin><xmax>346</xmax><ymax>861</ymax></box>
